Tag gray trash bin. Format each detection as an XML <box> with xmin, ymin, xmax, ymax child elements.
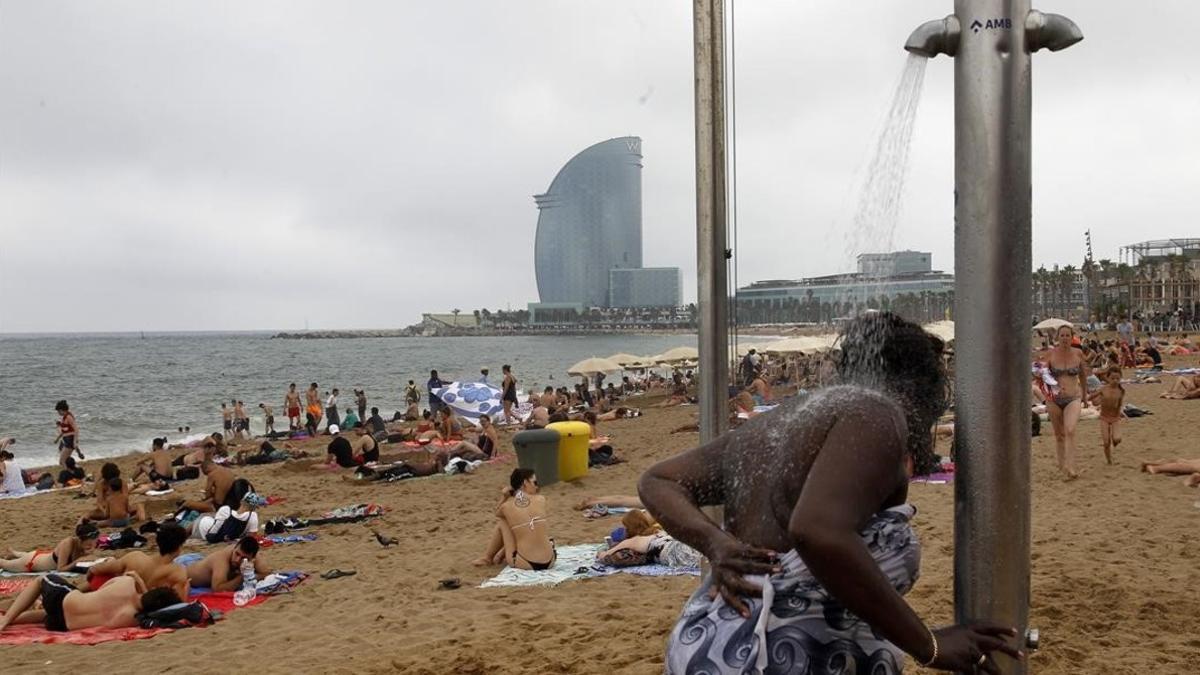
<box><xmin>513</xmin><ymin>428</ymin><xmax>561</xmax><ymax>487</ymax></box>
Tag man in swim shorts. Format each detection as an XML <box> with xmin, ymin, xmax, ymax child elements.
<box><xmin>259</xmin><ymin>402</ymin><xmax>275</xmax><ymax>436</ymax></box>
<box><xmin>285</xmin><ymin>383</ymin><xmax>302</xmax><ymax>430</ymax></box>
<box><xmin>221</xmin><ymin>402</ymin><xmax>233</xmax><ymax>436</ymax></box>
<box><xmin>0</xmin><ymin>571</ymin><xmax>180</xmax><ymax>633</ymax></box>
<box><xmin>179</xmin><ymin>459</ymin><xmax>236</xmax><ymax>513</ymax></box>
<box><xmin>184</xmin><ymin>536</ymin><xmax>269</xmax><ymax>592</ymax></box>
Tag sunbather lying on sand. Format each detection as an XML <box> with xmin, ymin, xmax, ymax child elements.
<box><xmin>1159</xmin><ymin>374</ymin><xmax>1200</xmax><ymax>399</ymax></box>
<box><xmin>185</xmin><ymin>537</ymin><xmax>270</xmax><ymax>591</ymax></box>
<box><xmin>1</xmin><ymin>522</ymin><xmax>100</xmax><ymax>573</ymax></box>
<box><xmin>0</xmin><ymin>570</ymin><xmax>180</xmax><ymax>634</ymax></box>
<box><xmin>1141</xmin><ymin>458</ymin><xmax>1200</xmax><ymax>486</ymax></box>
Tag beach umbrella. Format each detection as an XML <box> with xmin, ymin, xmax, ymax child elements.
<box><xmin>1033</xmin><ymin>318</ymin><xmax>1072</xmax><ymax>331</ymax></box>
<box><xmin>567</xmin><ymin>356</ymin><xmax>623</xmax><ymax>377</ymax></box>
<box><xmin>923</xmin><ymin>320</ymin><xmax>955</xmax><ymax>343</ymax></box>
<box><xmin>606</xmin><ymin>353</ymin><xmax>645</xmax><ymax>366</ymax></box>
<box><xmin>656</xmin><ymin>346</ymin><xmax>700</xmax><ymax>363</ymax></box>
<box><xmin>434</xmin><ymin>381</ymin><xmax>505</xmax><ymax>420</ymax></box>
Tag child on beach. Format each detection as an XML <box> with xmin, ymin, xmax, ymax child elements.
<box><xmin>1088</xmin><ymin>366</ymin><xmax>1125</xmax><ymax>465</ymax></box>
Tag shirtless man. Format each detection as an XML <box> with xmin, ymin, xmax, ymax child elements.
<box><xmin>85</xmin><ymin>523</ymin><xmax>190</xmax><ymax>599</ymax></box>
<box><xmin>748</xmin><ymin>373</ymin><xmax>773</xmax><ymax>404</ymax></box>
<box><xmin>540</xmin><ymin>386</ymin><xmax>557</xmax><ymax>409</ymax></box>
<box><xmin>232</xmin><ymin>400</ymin><xmax>248</xmax><ymax>442</ymax></box>
<box><xmin>525</xmin><ymin>403</ymin><xmax>550</xmax><ymax>430</ymax></box>
<box><xmin>185</xmin><ymin>537</ymin><xmax>269</xmax><ymax>592</ymax></box>
<box><xmin>87</xmin><ymin>477</ymin><xmax>147</xmax><ymax>526</ymax></box>
<box><xmin>132</xmin><ymin>438</ymin><xmax>176</xmax><ymax>490</ymax></box>
<box><xmin>285</xmin><ymin>383</ymin><xmax>302</xmax><ymax>431</ymax></box>
<box><xmin>180</xmin><ymin>460</ymin><xmax>236</xmax><ymax>513</ymax></box>
<box><xmin>0</xmin><ymin>570</ymin><xmax>180</xmax><ymax>634</ymax></box>
<box><xmin>221</xmin><ymin>402</ymin><xmax>233</xmax><ymax>437</ymax></box>
<box><xmin>259</xmin><ymin>403</ymin><xmax>275</xmax><ymax>436</ymax></box>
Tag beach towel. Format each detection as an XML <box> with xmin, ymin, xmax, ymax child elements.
<box><xmin>0</xmin><ymin>623</ymin><xmax>173</xmax><ymax>645</ymax></box>
<box><xmin>261</xmin><ymin>533</ymin><xmax>318</xmax><ymax>546</ymax></box>
<box><xmin>0</xmin><ymin>484</ymin><xmax>82</xmax><ymax>500</ymax></box>
<box><xmin>186</xmin><ymin>572</ymin><xmax>307</xmax><ymax>598</ymax></box>
<box><xmin>587</xmin><ymin>562</ymin><xmax>701</xmax><ymax>579</ymax></box>
<box><xmin>480</xmin><ymin>544</ymin><xmax>605</xmax><ymax>588</ymax></box>
<box><xmin>581</xmin><ymin>505</ymin><xmax>633</xmax><ymax>520</ymax></box>
<box><xmin>911</xmin><ymin>471</ymin><xmax>955</xmax><ymax>484</ymax></box>
<box><xmin>664</xmin><ymin>505</ymin><xmax>920</xmax><ymax>674</ymax></box>
<box><xmin>145</xmin><ymin>488</ymin><xmax>174</xmax><ymax>496</ymax></box>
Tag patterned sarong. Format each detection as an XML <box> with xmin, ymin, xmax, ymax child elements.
<box><xmin>665</xmin><ymin>504</ymin><xmax>921</xmax><ymax>674</ymax></box>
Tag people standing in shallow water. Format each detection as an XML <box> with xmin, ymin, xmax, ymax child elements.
<box><xmin>1042</xmin><ymin>325</ymin><xmax>1089</xmax><ymax>480</ymax></box>
<box><xmin>639</xmin><ymin>313</ymin><xmax>1023</xmax><ymax>674</ymax></box>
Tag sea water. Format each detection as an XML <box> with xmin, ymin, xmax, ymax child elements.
<box><xmin>0</xmin><ymin>332</ymin><xmax>696</xmax><ymax>466</ymax></box>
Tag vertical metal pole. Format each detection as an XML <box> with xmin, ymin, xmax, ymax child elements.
<box><xmin>953</xmin><ymin>1</ymin><xmax>1030</xmax><ymax>672</ymax></box>
<box><xmin>694</xmin><ymin>0</ymin><xmax>729</xmax><ymax>444</ymax></box>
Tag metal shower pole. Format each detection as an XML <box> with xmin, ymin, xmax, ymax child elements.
<box><xmin>907</xmin><ymin>2</ymin><xmax>1081</xmax><ymax>673</ymax></box>
<box><xmin>694</xmin><ymin>0</ymin><xmax>730</xmax><ymax>445</ymax></box>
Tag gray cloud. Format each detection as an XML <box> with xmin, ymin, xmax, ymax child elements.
<box><xmin>1</xmin><ymin>0</ymin><xmax>1196</xmax><ymax>331</ymax></box>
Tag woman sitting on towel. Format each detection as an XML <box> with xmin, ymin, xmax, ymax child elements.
<box><xmin>1</xmin><ymin>521</ymin><xmax>100</xmax><ymax>573</ymax></box>
<box><xmin>473</xmin><ymin>468</ymin><xmax>555</xmax><ymax>570</ymax></box>
<box><xmin>639</xmin><ymin>313</ymin><xmax>1022</xmax><ymax>674</ymax></box>
<box><xmin>596</xmin><ymin>510</ymin><xmax>701</xmax><ymax>569</ymax></box>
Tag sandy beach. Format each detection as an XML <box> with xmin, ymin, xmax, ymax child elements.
<box><xmin>3</xmin><ymin>363</ymin><xmax>1200</xmax><ymax>674</ymax></box>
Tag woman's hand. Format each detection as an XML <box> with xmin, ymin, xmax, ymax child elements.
<box><xmin>929</xmin><ymin>623</ymin><xmax>1022</xmax><ymax>673</ymax></box>
<box><xmin>705</xmin><ymin>535</ymin><xmax>780</xmax><ymax>618</ymax></box>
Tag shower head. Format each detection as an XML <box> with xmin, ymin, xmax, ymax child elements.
<box><xmin>904</xmin><ymin>15</ymin><xmax>960</xmax><ymax>58</ymax></box>
<box><xmin>1026</xmin><ymin>10</ymin><xmax>1084</xmax><ymax>52</ymax></box>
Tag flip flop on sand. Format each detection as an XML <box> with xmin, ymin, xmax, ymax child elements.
<box><xmin>438</xmin><ymin>578</ymin><xmax>461</xmax><ymax>590</ymax></box>
<box><xmin>321</xmin><ymin>569</ymin><xmax>357</xmax><ymax>580</ymax></box>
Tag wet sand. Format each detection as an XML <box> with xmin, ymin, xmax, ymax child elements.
<box><xmin>3</xmin><ymin>364</ymin><xmax>1200</xmax><ymax>674</ymax></box>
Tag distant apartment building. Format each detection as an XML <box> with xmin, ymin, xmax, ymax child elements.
<box><xmin>737</xmin><ymin>251</ymin><xmax>953</xmax><ymax>307</ymax></box>
<box><xmin>609</xmin><ymin>267</ymin><xmax>682</xmax><ymax>309</ymax></box>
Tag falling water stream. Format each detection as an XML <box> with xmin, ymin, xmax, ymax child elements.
<box><xmin>838</xmin><ymin>54</ymin><xmax>929</xmax><ymax>305</ymax></box>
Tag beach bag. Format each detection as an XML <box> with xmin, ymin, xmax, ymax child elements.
<box><xmin>138</xmin><ymin>601</ymin><xmax>217</xmax><ymax>629</ymax></box>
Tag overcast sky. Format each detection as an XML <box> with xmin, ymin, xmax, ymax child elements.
<box><xmin>1</xmin><ymin>1</ymin><xmax>1197</xmax><ymax>332</ymax></box>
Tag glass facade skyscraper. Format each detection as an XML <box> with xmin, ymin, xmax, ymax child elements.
<box><xmin>534</xmin><ymin>137</ymin><xmax>643</xmax><ymax>307</ymax></box>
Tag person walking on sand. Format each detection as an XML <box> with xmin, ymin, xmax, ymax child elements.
<box><xmin>1088</xmin><ymin>366</ymin><xmax>1125</xmax><ymax>466</ymax></box>
<box><xmin>501</xmin><ymin>364</ymin><xmax>518</xmax><ymax>425</ymax></box>
<box><xmin>285</xmin><ymin>383</ymin><xmax>302</xmax><ymax>431</ymax></box>
<box><xmin>54</xmin><ymin>400</ymin><xmax>82</xmax><ymax>464</ymax></box>
<box><xmin>1042</xmin><ymin>325</ymin><xmax>1090</xmax><ymax>481</ymax></box>
<box><xmin>259</xmin><ymin>403</ymin><xmax>275</xmax><ymax>436</ymax></box>
<box><xmin>325</xmin><ymin>388</ymin><xmax>341</xmax><ymax>431</ymax></box>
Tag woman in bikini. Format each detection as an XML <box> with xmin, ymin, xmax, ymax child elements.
<box><xmin>1</xmin><ymin>521</ymin><xmax>100</xmax><ymax>573</ymax></box>
<box><xmin>473</xmin><ymin>468</ymin><xmax>556</xmax><ymax>570</ymax></box>
<box><xmin>54</xmin><ymin>400</ymin><xmax>82</xmax><ymax>465</ymax></box>
<box><xmin>1042</xmin><ymin>325</ymin><xmax>1090</xmax><ymax>480</ymax></box>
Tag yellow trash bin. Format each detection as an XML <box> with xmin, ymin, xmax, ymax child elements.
<box><xmin>547</xmin><ymin>421</ymin><xmax>590</xmax><ymax>482</ymax></box>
